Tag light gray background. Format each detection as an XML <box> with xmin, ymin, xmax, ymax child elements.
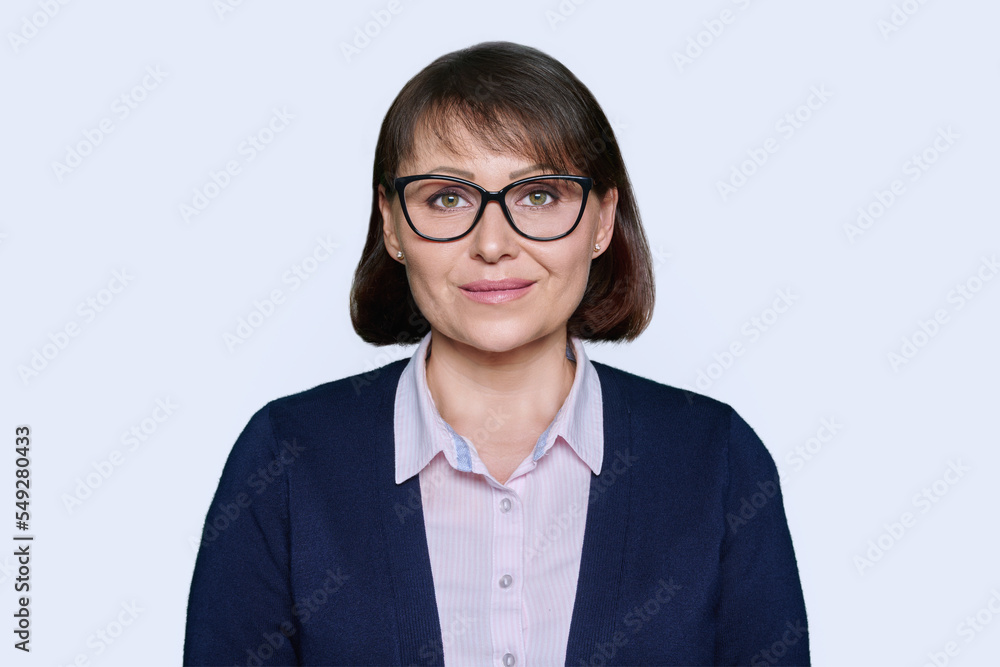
<box><xmin>2</xmin><ymin>1</ymin><xmax>998</xmax><ymax>665</ymax></box>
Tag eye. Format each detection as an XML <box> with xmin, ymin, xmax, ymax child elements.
<box><xmin>520</xmin><ymin>189</ymin><xmax>556</xmax><ymax>206</ymax></box>
<box><xmin>438</xmin><ymin>193</ymin><xmax>461</xmax><ymax>208</ymax></box>
<box><xmin>428</xmin><ymin>190</ymin><xmax>472</xmax><ymax>209</ymax></box>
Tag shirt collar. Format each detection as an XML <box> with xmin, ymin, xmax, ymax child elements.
<box><xmin>394</xmin><ymin>330</ymin><xmax>604</xmax><ymax>484</ymax></box>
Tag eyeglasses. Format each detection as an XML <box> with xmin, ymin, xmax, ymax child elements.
<box><xmin>392</xmin><ymin>174</ymin><xmax>594</xmax><ymax>242</ymax></box>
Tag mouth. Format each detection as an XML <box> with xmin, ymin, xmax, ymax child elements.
<box><xmin>459</xmin><ymin>278</ymin><xmax>535</xmax><ymax>292</ymax></box>
<box><xmin>458</xmin><ymin>278</ymin><xmax>536</xmax><ymax>304</ymax></box>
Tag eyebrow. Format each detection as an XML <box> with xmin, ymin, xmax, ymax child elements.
<box><xmin>426</xmin><ymin>163</ymin><xmax>559</xmax><ymax>180</ymax></box>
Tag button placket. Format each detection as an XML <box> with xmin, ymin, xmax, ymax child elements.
<box><xmin>490</xmin><ymin>483</ymin><xmax>524</xmax><ymax>667</ymax></box>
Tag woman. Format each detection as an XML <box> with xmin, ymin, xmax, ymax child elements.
<box><xmin>184</xmin><ymin>41</ymin><xmax>809</xmax><ymax>666</ymax></box>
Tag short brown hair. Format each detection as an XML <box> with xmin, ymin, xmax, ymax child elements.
<box><xmin>350</xmin><ymin>41</ymin><xmax>654</xmax><ymax>346</ymax></box>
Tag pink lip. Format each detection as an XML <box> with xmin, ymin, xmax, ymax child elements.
<box><xmin>459</xmin><ymin>278</ymin><xmax>535</xmax><ymax>304</ymax></box>
<box><xmin>460</xmin><ymin>278</ymin><xmax>534</xmax><ymax>292</ymax></box>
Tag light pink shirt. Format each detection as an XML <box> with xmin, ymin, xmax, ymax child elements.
<box><xmin>394</xmin><ymin>330</ymin><xmax>604</xmax><ymax>667</ymax></box>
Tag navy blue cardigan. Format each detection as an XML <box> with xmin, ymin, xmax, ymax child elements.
<box><xmin>184</xmin><ymin>358</ymin><xmax>809</xmax><ymax>666</ymax></box>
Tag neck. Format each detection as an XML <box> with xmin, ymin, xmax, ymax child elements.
<box><xmin>424</xmin><ymin>328</ymin><xmax>576</xmax><ymax>464</ymax></box>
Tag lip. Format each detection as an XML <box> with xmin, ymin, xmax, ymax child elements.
<box><xmin>459</xmin><ymin>278</ymin><xmax>535</xmax><ymax>292</ymax></box>
<box><xmin>459</xmin><ymin>278</ymin><xmax>536</xmax><ymax>304</ymax></box>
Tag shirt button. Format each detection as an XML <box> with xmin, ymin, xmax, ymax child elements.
<box><xmin>502</xmin><ymin>652</ymin><xmax>516</xmax><ymax>666</ymax></box>
<box><xmin>499</xmin><ymin>498</ymin><xmax>511</xmax><ymax>512</ymax></box>
<box><xmin>499</xmin><ymin>574</ymin><xmax>513</xmax><ymax>588</ymax></box>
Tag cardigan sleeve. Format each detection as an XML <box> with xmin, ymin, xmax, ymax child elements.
<box><xmin>183</xmin><ymin>405</ymin><xmax>300</xmax><ymax>666</ymax></box>
<box><xmin>714</xmin><ymin>408</ymin><xmax>810</xmax><ymax>666</ymax></box>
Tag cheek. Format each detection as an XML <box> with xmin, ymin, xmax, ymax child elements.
<box><xmin>545</xmin><ymin>247</ymin><xmax>594</xmax><ymax>297</ymax></box>
<box><xmin>405</xmin><ymin>256</ymin><xmax>461</xmax><ymax>310</ymax></box>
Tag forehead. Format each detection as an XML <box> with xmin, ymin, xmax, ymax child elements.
<box><xmin>399</xmin><ymin>106</ymin><xmax>576</xmax><ymax>177</ymax></box>
<box><xmin>405</xmin><ymin>125</ymin><xmax>535</xmax><ymax>176</ymax></box>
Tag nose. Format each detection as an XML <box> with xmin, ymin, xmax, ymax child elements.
<box><xmin>469</xmin><ymin>197</ymin><xmax>518</xmax><ymax>261</ymax></box>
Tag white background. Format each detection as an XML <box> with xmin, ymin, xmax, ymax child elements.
<box><xmin>2</xmin><ymin>1</ymin><xmax>998</xmax><ymax>665</ymax></box>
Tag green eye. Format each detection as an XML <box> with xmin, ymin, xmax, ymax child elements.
<box><xmin>439</xmin><ymin>194</ymin><xmax>460</xmax><ymax>207</ymax></box>
<box><xmin>527</xmin><ymin>192</ymin><xmax>549</xmax><ymax>205</ymax></box>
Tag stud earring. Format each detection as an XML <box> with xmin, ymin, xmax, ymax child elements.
<box><xmin>396</xmin><ymin>251</ymin><xmax>403</xmax><ymax>259</ymax></box>
<box><xmin>594</xmin><ymin>244</ymin><xmax>601</xmax><ymax>252</ymax></box>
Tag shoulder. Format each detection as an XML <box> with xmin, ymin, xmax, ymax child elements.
<box><xmin>591</xmin><ymin>359</ymin><xmax>734</xmax><ymax>427</ymax></box>
<box><xmin>236</xmin><ymin>357</ymin><xmax>410</xmax><ymax>446</ymax></box>
<box><xmin>590</xmin><ymin>360</ymin><xmax>772</xmax><ymax>470</ymax></box>
<box><xmin>268</xmin><ymin>357</ymin><xmax>408</xmax><ymax>418</ymax></box>
<box><xmin>221</xmin><ymin>357</ymin><xmax>410</xmax><ymax>475</ymax></box>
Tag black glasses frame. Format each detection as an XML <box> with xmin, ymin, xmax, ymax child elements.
<box><xmin>392</xmin><ymin>174</ymin><xmax>594</xmax><ymax>242</ymax></box>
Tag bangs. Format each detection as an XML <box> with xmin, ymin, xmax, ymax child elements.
<box><xmin>399</xmin><ymin>99</ymin><xmax>583</xmax><ymax>179</ymax></box>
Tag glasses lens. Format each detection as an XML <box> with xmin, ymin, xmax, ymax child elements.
<box><xmin>401</xmin><ymin>177</ymin><xmax>586</xmax><ymax>240</ymax></box>
<box><xmin>401</xmin><ymin>179</ymin><xmax>482</xmax><ymax>239</ymax></box>
<box><xmin>504</xmin><ymin>177</ymin><xmax>585</xmax><ymax>239</ymax></box>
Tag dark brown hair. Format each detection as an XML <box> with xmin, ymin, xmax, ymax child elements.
<box><xmin>350</xmin><ymin>40</ymin><xmax>654</xmax><ymax>346</ymax></box>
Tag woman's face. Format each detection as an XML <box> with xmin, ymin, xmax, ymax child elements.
<box><xmin>379</xmin><ymin>122</ymin><xmax>616</xmax><ymax>355</ymax></box>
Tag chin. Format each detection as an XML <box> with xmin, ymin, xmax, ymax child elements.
<box><xmin>440</xmin><ymin>320</ymin><xmax>559</xmax><ymax>354</ymax></box>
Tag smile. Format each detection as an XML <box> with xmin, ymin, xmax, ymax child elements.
<box><xmin>458</xmin><ymin>279</ymin><xmax>535</xmax><ymax>304</ymax></box>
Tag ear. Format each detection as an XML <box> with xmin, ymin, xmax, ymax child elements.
<box><xmin>593</xmin><ymin>186</ymin><xmax>617</xmax><ymax>257</ymax></box>
<box><xmin>379</xmin><ymin>184</ymin><xmax>404</xmax><ymax>263</ymax></box>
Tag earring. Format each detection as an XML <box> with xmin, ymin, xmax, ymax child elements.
<box><xmin>594</xmin><ymin>243</ymin><xmax>601</xmax><ymax>252</ymax></box>
<box><xmin>396</xmin><ymin>250</ymin><xmax>404</xmax><ymax>259</ymax></box>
